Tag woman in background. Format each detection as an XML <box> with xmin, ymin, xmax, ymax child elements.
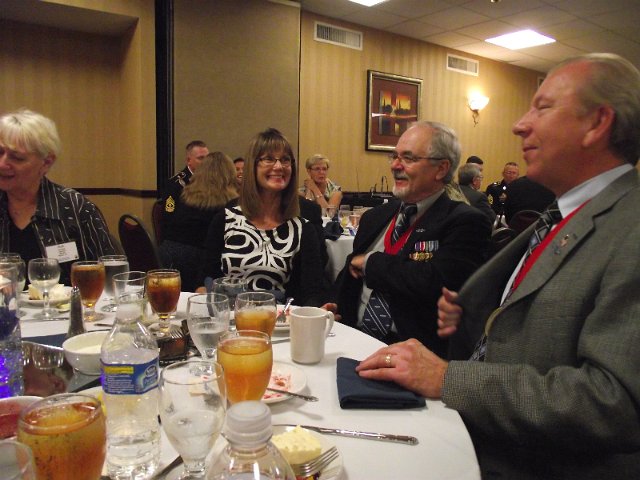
<box><xmin>0</xmin><ymin>109</ymin><xmax>116</xmax><ymax>285</ymax></box>
<box><xmin>299</xmin><ymin>154</ymin><xmax>342</xmax><ymax>211</ymax></box>
<box><xmin>160</xmin><ymin>152</ymin><xmax>238</xmax><ymax>291</ymax></box>
<box><xmin>202</xmin><ymin>128</ymin><xmax>326</xmax><ymax>306</ymax></box>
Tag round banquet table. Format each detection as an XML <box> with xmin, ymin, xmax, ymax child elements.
<box><xmin>325</xmin><ymin>235</ymin><xmax>354</xmax><ymax>282</ymax></box>
<box><xmin>19</xmin><ymin>292</ymin><xmax>480</xmax><ymax>480</ymax></box>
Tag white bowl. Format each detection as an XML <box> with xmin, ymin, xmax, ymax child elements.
<box><xmin>62</xmin><ymin>331</ymin><xmax>108</xmax><ymax>375</ymax></box>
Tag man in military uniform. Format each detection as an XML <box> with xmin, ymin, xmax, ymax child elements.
<box><xmin>486</xmin><ymin>161</ymin><xmax>519</xmax><ymax>215</ymax></box>
<box><xmin>160</xmin><ymin>140</ymin><xmax>209</xmax><ymax>213</ymax></box>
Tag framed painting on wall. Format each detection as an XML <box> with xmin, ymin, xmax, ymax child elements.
<box><xmin>366</xmin><ymin>70</ymin><xmax>423</xmax><ymax>152</ymax></box>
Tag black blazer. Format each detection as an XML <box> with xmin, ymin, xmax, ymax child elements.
<box><xmin>334</xmin><ymin>195</ymin><xmax>491</xmax><ymax>357</ymax></box>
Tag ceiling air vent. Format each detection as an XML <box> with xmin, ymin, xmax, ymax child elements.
<box><xmin>314</xmin><ymin>21</ymin><xmax>363</xmax><ymax>50</ymax></box>
<box><xmin>446</xmin><ymin>54</ymin><xmax>479</xmax><ymax>76</ymax></box>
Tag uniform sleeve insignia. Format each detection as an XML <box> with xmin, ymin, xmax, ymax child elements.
<box><xmin>165</xmin><ymin>195</ymin><xmax>176</xmax><ymax>213</ymax></box>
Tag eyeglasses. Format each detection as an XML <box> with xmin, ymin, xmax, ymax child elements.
<box><xmin>258</xmin><ymin>155</ymin><xmax>293</xmax><ymax>167</ymax></box>
<box><xmin>309</xmin><ymin>166</ymin><xmax>328</xmax><ymax>172</ymax></box>
<box><xmin>387</xmin><ymin>152</ymin><xmax>448</xmax><ymax>166</ymax></box>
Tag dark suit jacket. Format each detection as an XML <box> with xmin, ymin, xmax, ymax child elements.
<box><xmin>503</xmin><ymin>175</ymin><xmax>555</xmax><ymax>223</ymax></box>
<box><xmin>334</xmin><ymin>194</ymin><xmax>491</xmax><ymax>357</ymax></box>
<box><xmin>444</xmin><ymin>169</ymin><xmax>640</xmax><ymax>479</ymax></box>
<box><xmin>460</xmin><ymin>184</ymin><xmax>496</xmax><ymax>224</ymax></box>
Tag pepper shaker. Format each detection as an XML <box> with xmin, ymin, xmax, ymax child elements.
<box><xmin>66</xmin><ymin>286</ymin><xmax>85</xmax><ymax>339</ymax></box>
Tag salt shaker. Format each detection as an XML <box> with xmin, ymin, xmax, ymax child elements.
<box><xmin>66</xmin><ymin>286</ymin><xmax>85</xmax><ymax>339</ymax></box>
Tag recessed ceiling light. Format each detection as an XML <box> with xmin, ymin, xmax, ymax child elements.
<box><xmin>485</xmin><ymin>29</ymin><xmax>556</xmax><ymax>50</ymax></box>
<box><xmin>348</xmin><ymin>0</ymin><xmax>387</xmax><ymax>6</ymax></box>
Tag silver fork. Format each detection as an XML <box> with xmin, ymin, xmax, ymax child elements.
<box><xmin>290</xmin><ymin>446</ymin><xmax>339</xmax><ymax>477</ymax></box>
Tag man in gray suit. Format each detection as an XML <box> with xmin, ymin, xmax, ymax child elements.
<box><xmin>458</xmin><ymin>163</ymin><xmax>495</xmax><ymax>224</ymax></box>
<box><xmin>356</xmin><ymin>53</ymin><xmax>640</xmax><ymax>479</ymax></box>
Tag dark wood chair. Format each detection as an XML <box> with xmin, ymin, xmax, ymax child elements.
<box><xmin>151</xmin><ymin>200</ymin><xmax>164</xmax><ymax>245</ymax></box>
<box><xmin>508</xmin><ymin>209</ymin><xmax>541</xmax><ymax>234</ymax></box>
<box><xmin>118</xmin><ymin>214</ymin><xmax>161</xmax><ymax>272</ymax></box>
<box><xmin>490</xmin><ymin>227</ymin><xmax>517</xmax><ymax>257</ymax></box>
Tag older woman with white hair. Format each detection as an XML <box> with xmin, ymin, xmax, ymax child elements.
<box><xmin>299</xmin><ymin>154</ymin><xmax>343</xmax><ymax>210</ymax></box>
<box><xmin>0</xmin><ymin>109</ymin><xmax>116</xmax><ymax>285</ymax></box>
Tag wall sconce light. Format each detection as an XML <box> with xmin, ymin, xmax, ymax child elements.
<box><xmin>468</xmin><ymin>95</ymin><xmax>490</xmax><ymax>126</ymax></box>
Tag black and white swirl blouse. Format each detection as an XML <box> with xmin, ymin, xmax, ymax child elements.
<box><xmin>202</xmin><ymin>204</ymin><xmax>326</xmax><ymax>306</ymax></box>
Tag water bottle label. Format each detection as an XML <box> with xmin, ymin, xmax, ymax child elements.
<box><xmin>101</xmin><ymin>358</ymin><xmax>159</xmax><ymax>395</ymax></box>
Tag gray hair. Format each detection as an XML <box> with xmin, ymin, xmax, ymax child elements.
<box><xmin>409</xmin><ymin>121</ymin><xmax>461</xmax><ymax>183</ymax></box>
<box><xmin>549</xmin><ymin>53</ymin><xmax>640</xmax><ymax>165</ymax></box>
<box><xmin>0</xmin><ymin>109</ymin><xmax>61</xmax><ymax>159</ymax></box>
<box><xmin>458</xmin><ymin>163</ymin><xmax>481</xmax><ymax>186</ymax></box>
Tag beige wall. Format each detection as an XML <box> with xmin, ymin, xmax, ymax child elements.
<box><xmin>173</xmin><ymin>0</ymin><xmax>301</xmax><ymax>168</ymax></box>
<box><xmin>0</xmin><ymin>0</ymin><xmax>156</xmax><ymax>234</ymax></box>
<box><xmin>299</xmin><ymin>12</ymin><xmax>541</xmax><ymax>193</ymax></box>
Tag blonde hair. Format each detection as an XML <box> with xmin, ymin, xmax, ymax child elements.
<box><xmin>181</xmin><ymin>152</ymin><xmax>238</xmax><ymax>209</ymax></box>
<box><xmin>305</xmin><ymin>154</ymin><xmax>330</xmax><ymax>170</ymax></box>
<box><xmin>241</xmin><ymin>128</ymin><xmax>300</xmax><ymax>220</ymax></box>
<box><xmin>0</xmin><ymin>109</ymin><xmax>61</xmax><ymax>159</ymax></box>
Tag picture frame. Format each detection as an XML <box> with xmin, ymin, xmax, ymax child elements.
<box><xmin>366</xmin><ymin>70</ymin><xmax>423</xmax><ymax>151</ymax></box>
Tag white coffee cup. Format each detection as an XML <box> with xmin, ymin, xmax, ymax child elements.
<box><xmin>289</xmin><ymin>306</ymin><xmax>335</xmax><ymax>364</ymax></box>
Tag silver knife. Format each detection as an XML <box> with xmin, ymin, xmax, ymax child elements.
<box><xmin>275</xmin><ymin>424</ymin><xmax>418</xmax><ymax>445</ymax></box>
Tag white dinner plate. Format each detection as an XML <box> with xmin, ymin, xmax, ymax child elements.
<box><xmin>262</xmin><ymin>362</ymin><xmax>307</xmax><ymax>404</ymax></box>
<box><xmin>20</xmin><ymin>287</ymin><xmax>72</xmax><ymax>307</ymax></box>
<box><xmin>272</xmin><ymin>425</ymin><xmax>343</xmax><ymax>480</ymax></box>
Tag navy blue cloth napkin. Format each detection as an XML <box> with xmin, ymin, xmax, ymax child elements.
<box><xmin>336</xmin><ymin>357</ymin><xmax>426</xmax><ymax>409</ymax></box>
<box><xmin>24</xmin><ymin>333</ymin><xmax>67</xmax><ymax>348</ymax></box>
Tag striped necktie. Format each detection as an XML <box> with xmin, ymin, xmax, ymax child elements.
<box><xmin>470</xmin><ymin>201</ymin><xmax>562</xmax><ymax>361</ymax></box>
<box><xmin>392</xmin><ymin>203</ymin><xmax>417</xmax><ymax>244</ymax></box>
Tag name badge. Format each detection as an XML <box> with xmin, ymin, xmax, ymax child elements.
<box><xmin>45</xmin><ymin>242</ymin><xmax>79</xmax><ymax>263</ymax></box>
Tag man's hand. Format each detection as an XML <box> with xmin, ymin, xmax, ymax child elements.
<box><xmin>321</xmin><ymin>303</ymin><xmax>341</xmax><ymax>322</ymax></box>
<box><xmin>437</xmin><ymin>288</ymin><xmax>462</xmax><ymax>338</ymax></box>
<box><xmin>356</xmin><ymin>339</ymin><xmax>448</xmax><ymax>399</ymax></box>
<box><xmin>349</xmin><ymin>254</ymin><xmax>366</xmax><ymax>279</ymax></box>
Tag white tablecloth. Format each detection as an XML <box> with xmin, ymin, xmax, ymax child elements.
<box><xmin>325</xmin><ymin>235</ymin><xmax>354</xmax><ymax>282</ymax></box>
<box><xmin>19</xmin><ymin>293</ymin><xmax>480</xmax><ymax>480</ymax></box>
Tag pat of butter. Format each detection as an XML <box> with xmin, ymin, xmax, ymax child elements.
<box><xmin>28</xmin><ymin>284</ymin><xmax>66</xmax><ymax>300</ymax></box>
<box><xmin>272</xmin><ymin>426</ymin><xmax>322</xmax><ymax>465</ymax></box>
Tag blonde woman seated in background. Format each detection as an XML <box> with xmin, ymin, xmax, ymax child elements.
<box><xmin>299</xmin><ymin>154</ymin><xmax>343</xmax><ymax>211</ymax></box>
<box><xmin>160</xmin><ymin>152</ymin><xmax>238</xmax><ymax>291</ymax></box>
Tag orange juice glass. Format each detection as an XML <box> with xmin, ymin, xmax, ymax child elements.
<box><xmin>17</xmin><ymin>393</ymin><xmax>106</xmax><ymax>480</ymax></box>
<box><xmin>234</xmin><ymin>292</ymin><xmax>277</xmax><ymax>336</ymax></box>
<box><xmin>217</xmin><ymin>330</ymin><xmax>273</xmax><ymax>404</ymax></box>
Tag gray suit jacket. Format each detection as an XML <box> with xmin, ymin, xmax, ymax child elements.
<box><xmin>443</xmin><ymin>169</ymin><xmax>640</xmax><ymax>479</ymax></box>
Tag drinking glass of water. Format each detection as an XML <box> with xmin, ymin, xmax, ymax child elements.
<box><xmin>159</xmin><ymin>360</ymin><xmax>226</xmax><ymax>479</ymax></box>
<box><xmin>27</xmin><ymin>258</ymin><xmax>60</xmax><ymax>320</ymax></box>
<box><xmin>0</xmin><ymin>254</ymin><xmax>26</xmax><ymax>318</ymax></box>
<box><xmin>99</xmin><ymin>255</ymin><xmax>129</xmax><ymax>313</ymax></box>
<box><xmin>187</xmin><ymin>293</ymin><xmax>230</xmax><ymax>360</ymax></box>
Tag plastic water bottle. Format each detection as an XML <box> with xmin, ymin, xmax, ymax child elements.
<box><xmin>0</xmin><ymin>266</ymin><xmax>22</xmax><ymax>398</ymax></box>
<box><xmin>207</xmin><ymin>401</ymin><xmax>295</xmax><ymax>480</ymax></box>
<box><xmin>101</xmin><ymin>302</ymin><xmax>161</xmax><ymax>479</ymax></box>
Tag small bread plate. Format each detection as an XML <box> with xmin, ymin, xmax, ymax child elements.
<box><xmin>273</xmin><ymin>425</ymin><xmax>343</xmax><ymax>480</ymax></box>
<box><xmin>263</xmin><ymin>362</ymin><xmax>306</xmax><ymax>404</ymax></box>
<box><xmin>274</xmin><ymin>303</ymin><xmax>298</xmax><ymax>332</ymax></box>
<box><xmin>21</xmin><ymin>286</ymin><xmax>72</xmax><ymax>307</ymax></box>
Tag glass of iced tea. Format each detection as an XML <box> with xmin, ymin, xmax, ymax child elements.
<box><xmin>217</xmin><ymin>330</ymin><xmax>273</xmax><ymax>404</ymax></box>
<box><xmin>146</xmin><ymin>269</ymin><xmax>181</xmax><ymax>334</ymax></box>
<box><xmin>17</xmin><ymin>393</ymin><xmax>106</xmax><ymax>480</ymax></box>
<box><xmin>234</xmin><ymin>292</ymin><xmax>277</xmax><ymax>337</ymax></box>
<box><xmin>70</xmin><ymin>260</ymin><xmax>105</xmax><ymax>322</ymax></box>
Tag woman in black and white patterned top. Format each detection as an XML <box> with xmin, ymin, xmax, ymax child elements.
<box><xmin>0</xmin><ymin>109</ymin><xmax>116</xmax><ymax>285</ymax></box>
<box><xmin>202</xmin><ymin>128</ymin><xmax>326</xmax><ymax>306</ymax></box>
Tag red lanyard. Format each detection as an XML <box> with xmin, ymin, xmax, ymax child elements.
<box><xmin>383</xmin><ymin>213</ymin><xmax>421</xmax><ymax>255</ymax></box>
<box><xmin>512</xmin><ymin>201</ymin><xmax>588</xmax><ymax>291</ymax></box>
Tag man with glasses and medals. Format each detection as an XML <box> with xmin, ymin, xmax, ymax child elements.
<box><xmin>333</xmin><ymin>121</ymin><xmax>491</xmax><ymax>356</ymax></box>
